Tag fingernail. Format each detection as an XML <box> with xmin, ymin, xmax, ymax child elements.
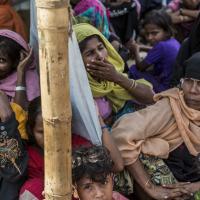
<box><xmin>87</xmin><ymin>63</ymin><xmax>90</xmax><ymax>66</ymax></box>
<box><xmin>162</xmin><ymin>184</ymin><xmax>166</xmax><ymax>187</ymax></box>
<box><xmin>191</xmin><ymin>193</ymin><xmax>194</xmax><ymax>196</ymax></box>
<box><xmin>164</xmin><ymin>196</ymin><xmax>168</xmax><ymax>199</ymax></box>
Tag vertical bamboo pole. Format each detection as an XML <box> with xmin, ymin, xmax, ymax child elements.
<box><xmin>36</xmin><ymin>1</ymin><xmax>71</xmax><ymax>199</ymax></box>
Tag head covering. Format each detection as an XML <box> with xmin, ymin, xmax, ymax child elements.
<box><xmin>73</xmin><ymin>0</ymin><xmax>110</xmax><ymax>39</ymax></box>
<box><xmin>0</xmin><ymin>0</ymin><xmax>27</xmax><ymax>41</ymax></box>
<box><xmin>0</xmin><ymin>29</ymin><xmax>40</xmax><ymax>101</ymax></box>
<box><xmin>74</xmin><ymin>23</ymin><xmax>151</xmax><ymax>112</ymax></box>
<box><xmin>185</xmin><ymin>52</ymin><xmax>200</xmax><ymax>80</ymax></box>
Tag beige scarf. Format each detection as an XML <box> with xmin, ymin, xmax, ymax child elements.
<box><xmin>112</xmin><ymin>88</ymin><xmax>200</xmax><ymax>166</ymax></box>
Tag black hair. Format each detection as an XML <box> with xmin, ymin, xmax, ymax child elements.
<box><xmin>142</xmin><ymin>9</ymin><xmax>174</xmax><ymax>38</ymax></box>
<box><xmin>79</xmin><ymin>34</ymin><xmax>105</xmax><ymax>53</ymax></box>
<box><xmin>26</xmin><ymin>97</ymin><xmax>42</xmax><ymax>145</ymax></box>
<box><xmin>72</xmin><ymin>146</ymin><xmax>113</xmax><ymax>184</ymax></box>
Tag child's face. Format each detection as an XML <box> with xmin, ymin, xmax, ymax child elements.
<box><xmin>33</xmin><ymin>113</ymin><xmax>44</xmax><ymax>149</ymax></box>
<box><xmin>81</xmin><ymin>37</ymin><xmax>108</xmax><ymax>66</ymax></box>
<box><xmin>76</xmin><ymin>175</ymin><xmax>113</xmax><ymax>200</ymax></box>
<box><xmin>144</xmin><ymin>23</ymin><xmax>169</xmax><ymax>46</ymax></box>
<box><xmin>0</xmin><ymin>50</ymin><xmax>13</xmax><ymax>79</ymax></box>
<box><xmin>183</xmin><ymin>0</ymin><xmax>200</xmax><ymax>9</ymax></box>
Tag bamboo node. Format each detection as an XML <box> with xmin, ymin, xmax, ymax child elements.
<box><xmin>45</xmin><ymin>192</ymin><xmax>71</xmax><ymax>198</ymax></box>
<box><xmin>36</xmin><ymin>0</ymin><xmax>69</xmax><ymax>9</ymax></box>
<box><xmin>44</xmin><ymin>117</ymin><xmax>71</xmax><ymax>126</ymax></box>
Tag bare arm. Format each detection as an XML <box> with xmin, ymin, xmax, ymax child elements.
<box><xmin>127</xmin><ymin>159</ymin><xmax>190</xmax><ymax>200</ymax></box>
<box><xmin>181</xmin><ymin>8</ymin><xmax>200</xmax><ymax>19</ymax></box>
<box><xmin>87</xmin><ymin>60</ymin><xmax>154</xmax><ymax>104</ymax></box>
<box><xmin>100</xmin><ymin>116</ymin><xmax>124</xmax><ymax>172</ymax></box>
<box><xmin>14</xmin><ymin>49</ymin><xmax>33</xmax><ymax>110</ymax></box>
<box><xmin>115</xmin><ymin>73</ymin><xmax>154</xmax><ymax>104</ymax></box>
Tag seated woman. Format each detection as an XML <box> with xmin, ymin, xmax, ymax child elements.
<box><xmin>0</xmin><ymin>29</ymin><xmax>40</xmax><ymax>107</ymax></box>
<box><xmin>112</xmin><ymin>52</ymin><xmax>200</xmax><ymax>199</ymax></box>
<box><xmin>0</xmin><ymin>0</ymin><xmax>27</xmax><ymax>41</ymax></box>
<box><xmin>74</xmin><ymin>23</ymin><xmax>154</xmax><ymax>123</ymax></box>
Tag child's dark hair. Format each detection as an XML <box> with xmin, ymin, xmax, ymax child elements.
<box><xmin>79</xmin><ymin>34</ymin><xmax>105</xmax><ymax>53</ymax></box>
<box><xmin>143</xmin><ymin>9</ymin><xmax>174</xmax><ymax>38</ymax></box>
<box><xmin>0</xmin><ymin>36</ymin><xmax>23</xmax><ymax>70</ymax></box>
<box><xmin>26</xmin><ymin>97</ymin><xmax>42</xmax><ymax>145</ymax></box>
<box><xmin>72</xmin><ymin>146</ymin><xmax>113</xmax><ymax>184</ymax></box>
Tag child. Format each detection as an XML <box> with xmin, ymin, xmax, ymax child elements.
<box><xmin>0</xmin><ymin>29</ymin><xmax>40</xmax><ymax>105</ymax></box>
<box><xmin>0</xmin><ymin>90</ymin><xmax>28</xmax><ymax>200</ymax></box>
<box><xmin>19</xmin><ymin>97</ymin><xmax>123</xmax><ymax>200</ymax></box>
<box><xmin>129</xmin><ymin>10</ymin><xmax>180</xmax><ymax>93</ymax></box>
<box><xmin>72</xmin><ymin>146</ymin><xmax>128</xmax><ymax>200</ymax></box>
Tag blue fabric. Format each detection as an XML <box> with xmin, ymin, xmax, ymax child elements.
<box><xmin>129</xmin><ymin>38</ymin><xmax>180</xmax><ymax>93</ymax></box>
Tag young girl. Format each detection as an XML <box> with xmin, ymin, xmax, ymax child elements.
<box><xmin>72</xmin><ymin>146</ymin><xmax>128</xmax><ymax>200</ymax></box>
<box><xmin>129</xmin><ymin>10</ymin><xmax>180</xmax><ymax>93</ymax></box>
<box><xmin>19</xmin><ymin>97</ymin><xmax>123</xmax><ymax>200</ymax></box>
<box><xmin>0</xmin><ymin>29</ymin><xmax>40</xmax><ymax>105</ymax></box>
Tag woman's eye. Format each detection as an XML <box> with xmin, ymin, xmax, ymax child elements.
<box><xmin>99</xmin><ymin>45</ymin><xmax>105</xmax><ymax>50</ymax></box>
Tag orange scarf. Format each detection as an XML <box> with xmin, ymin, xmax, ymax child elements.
<box><xmin>0</xmin><ymin>0</ymin><xmax>27</xmax><ymax>41</ymax></box>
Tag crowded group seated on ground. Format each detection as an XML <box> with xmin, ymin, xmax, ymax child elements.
<box><xmin>0</xmin><ymin>0</ymin><xmax>200</xmax><ymax>199</ymax></box>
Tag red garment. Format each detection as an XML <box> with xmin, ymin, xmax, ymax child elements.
<box><xmin>20</xmin><ymin>134</ymin><xmax>92</xmax><ymax>200</ymax></box>
<box><xmin>0</xmin><ymin>0</ymin><xmax>27</xmax><ymax>41</ymax></box>
<box><xmin>20</xmin><ymin>146</ymin><xmax>44</xmax><ymax>200</ymax></box>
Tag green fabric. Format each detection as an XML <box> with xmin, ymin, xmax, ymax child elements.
<box><xmin>114</xmin><ymin>170</ymin><xmax>134</xmax><ymax>195</ymax></box>
<box><xmin>140</xmin><ymin>154</ymin><xmax>200</xmax><ymax>200</ymax></box>
<box><xmin>73</xmin><ymin>23</ymin><xmax>152</xmax><ymax>112</ymax></box>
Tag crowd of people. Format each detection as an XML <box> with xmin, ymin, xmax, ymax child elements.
<box><xmin>0</xmin><ymin>0</ymin><xmax>200</xmax><ymax>200</ymax></box>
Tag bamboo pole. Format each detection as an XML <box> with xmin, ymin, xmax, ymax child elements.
<box><xmin>35</xmin><ymin>0</ymin><xmax>71</xmax><ymax>199</ymax></box>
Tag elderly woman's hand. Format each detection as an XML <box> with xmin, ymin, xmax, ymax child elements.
<box><xmin>86</xmin><ymin>59</ymin><xmax>121</xmax><ymax>83</ymax></box>
<box><xmin>147</xmin><ymin>184</ymin><xmax>191</xmax><ymax>200</ymax></box>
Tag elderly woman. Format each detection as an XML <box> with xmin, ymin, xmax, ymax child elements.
<box><xmin>74</xmin><ymin>23</ymin><xmax>154</xmax><ymax>123</ymax></box>
<box><xmin>112</xmin><ymin>52</ymin><xmax>200</xmax><ymax>200</ymax></box>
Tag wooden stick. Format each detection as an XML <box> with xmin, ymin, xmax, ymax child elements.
<box><xmin>36</xmin><ymin>0</ymin><xmax>72</xmax><ymax>199</ymax></box>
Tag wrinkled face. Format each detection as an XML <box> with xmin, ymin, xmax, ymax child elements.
<box><xmin>81</xmin><ymin>37</ymin><xmax>108</xmax><ymax>66</ymax></box>
<box><xmin>76</xmin><ymin>175</ymin><xmax>113</xmax><ymax>200</ymax></box>
<box><xmin>144</xmin><ymin>23</ymin><xmax>168</xmax><ymax>46</ymax></box>
<box><xmin>33</xmin><ymin>113</ymin><xmax>44</xmax><ymax>149</ymax></box>
<box><xmin>0</xmin><ymin>50</ymin><xmax>13</xmax><ymax>79</ymax></box>
<box><xmin>182</xmin><ymin>78</ymin><xmax>200</xmax><ymax>110</ymax></box>
<box><xmin>183</xmin><ymin>0</ymin><xmax>200</xmax><ymax>9</ymax></box>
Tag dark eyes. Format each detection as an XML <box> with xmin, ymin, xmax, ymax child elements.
<box><xmin>83</xmin><ymin>184</ymin><xmax>92</xmax><ymax>190</ymax></box>
<box><xmin>0</xmin><ymin>58</ymin><xmax>6</xmax><ymax>63</ymax></box>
